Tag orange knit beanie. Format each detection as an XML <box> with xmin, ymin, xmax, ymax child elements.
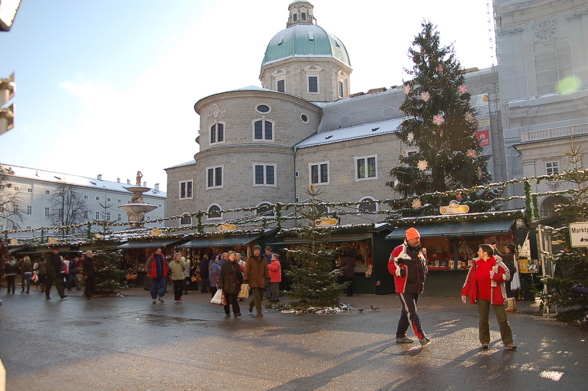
<box><xmin>405</xmin><ymin>227</ymin><xmax>420</xmax><ymax>240</ymax></box>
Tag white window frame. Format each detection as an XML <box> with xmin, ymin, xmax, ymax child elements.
<box><xmin>207</xmin><ymin>204</ymin><xmax>223</xmax><ymax>221</ymax></box>
<box><xmin>206</xmin><ymin>165</ymin><xmax>224</xmax><ymax>189</ymax></box>
<box><xmin>545</xmin><ymin>161</ymin><xmax>560</xmax><ymax>175</ymax></box>
<box><xmin>255</xmin><ymin>202</ymin><xmax>275</xmax><ymax>217</ymax></box>
<box><xmin>309</xmin><ymin>161</ymin><xmax>329</xmax><ymax>185</ymax></box>
<box><xmin>252</xmin><ymin>119</ymin><xmax>275</xmax><ymax>141</ymax></box>
<box><xmin>253</xmin><ymin>163</ymin><xmax>277</xmax><ymax>187</ymax></box>
<box><xmin>355</xmin><ymin>155</ymin><xmax>378</xmax><ymax>181</ymax></box>
<box><xmin>179</xmin><ymin>180</ymin><xmax>193</xmax><ymax>200</ymax></box>
<box><xmin>180</xmin><ymin>212</ymin><xmax>193</xmax><ymax>226</ymax></box>
<box><xmin>304</xmin><ymin>65</ymin><xmax>321</xmax><ymax>95</ymax></box>
<box><xmin>210</xmin><ymin>122</ymin><xmax>225</xmax><ymax>145</ymax></box>
<box><xmin>45</xmin><ymin>207</ymin><xmax>50</xmax><ymax>216</ymax></box>
<box><xmin>358</xmin><ymin>197</ymin><xmax>378</xmax><ymax>212</ymax></box>
<box><xmin>26</xmin><ymin>205</ymin><xmax>32</xmax><ymax>215</ymax></box>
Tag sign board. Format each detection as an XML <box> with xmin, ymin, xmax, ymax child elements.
<box><xmin>569</xmin><ymin>222</ymin><xmax>588</xmax><ymax>247</ymax></box>
<box><xmin>476</xmin><ymin>129</ymin><xmax>490</xmax><ymax>147</ymax></box>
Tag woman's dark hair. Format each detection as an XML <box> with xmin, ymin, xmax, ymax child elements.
<box><xmin>478</xmin><ymin>244</ymin><xmax>494</xmax><ymax>257</ymax></box>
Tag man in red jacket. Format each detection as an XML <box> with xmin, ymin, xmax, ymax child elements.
<box><xmin>388</xmin><ymin>227</ymin><xmax>430</xmax><ymax>346</ymax></box>
<box><xmin>146</xmin><ymin>248</ymin><xmax>169</xmax><ymax>304</ymax></box>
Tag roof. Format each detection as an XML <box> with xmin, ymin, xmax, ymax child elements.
<box><xmin>386</xmin><ymin>220</ymin><xmax>515</xmax><ymax>239</ymax></box>
<box><xmin>164</xmin><ymin>160</ymin><xmax>196</xmax><ymax>170</ymax></box>
<box><xmin>261</xmin><ymin>24</ymin><xmax>350</xmax><ymax>67</ymax></box>
<box><xmin>1</xmin><ymin>163</ymin><xmax>166</xmax><ymax>198</ymax></box>
<box><xmin>295</xmin><ymin>118</ymin><xmax>402</xmax><ymax>149</ymax></box>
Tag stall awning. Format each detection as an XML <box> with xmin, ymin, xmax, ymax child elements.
<box><xmin>117</xmin><ymin>239</ymin><xmax>186</xmax><ymax>249</ymax></box>
<box><xmin>268</xmin><ymin>237</ymin><xmax>369</xmax><ymax>246</ymax></box>
<box><xmin>386</xmin><ymin>220</ymin><xmax>515</xmax><ymax>240</ymax></box>
<box><xmin>179</xmin><ymin>236</ymin><xmax>260</xmax><ymax>248</ymax></box>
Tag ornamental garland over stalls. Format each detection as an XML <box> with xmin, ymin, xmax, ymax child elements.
<box><xmin>2</xmin><ymin>173</ymin><xmax>583</xmax><ymax>243</ymax></box>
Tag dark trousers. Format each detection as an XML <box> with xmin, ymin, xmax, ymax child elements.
<box><xmin>477</xmin><ymin>299</ymin><xmax>514</xmax><ymax>345</ymax></box>
<box><xmin>201</xmin><ymin>277</ymin><xmax>209</xmax><ymax>293</ymax></box>
<box><xmin>149</xmin><ymin>277</ymin><xmax>167</xmax><ymax>300</ymax></box>
<box><xmin>210</xmin><ymin>286</ymin><xmax>217</xmax><ymax>298</ymax></box>
<box><xmin>45</xmin><ymin>273</ymin><xmax>66</xmax><ymax>298</ymax></box>
<box><xmin>345</xmin><ymin>277</ymin><xmax>354</xmax><ymax>296</ymax></box>
<box><xmin>250</xmin><ymin>287</ymin><xmax>264</xmax><ymax>314</ymax></box>
<box><xmin>224</xmin><ymin>293</ymin><xmax>240</xmax><ymax>315</ymax></box>
<box><xmin>397</xmin><ymin>292</ymin><xmax>426</xmax><ymax>340</ymax></box>
<box><xmin>5</xmin><ymin>275</ymin><xmax>16</xmax><ymax>293</ymax></box>
<box><xmin>172</xmin><ymin>279</ymin><xmax>184</xmax><ymax>301</ymax></box>
<box><xmin>84</xmin><ymin>276</ymin><xmax>96</xmax><ymax>298</ymax></box>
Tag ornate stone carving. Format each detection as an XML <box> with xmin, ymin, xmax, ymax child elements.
<box><xmin>533</xmin><ymin>18</ymin><xmax>558</xmax><ymax>42</ymax></box>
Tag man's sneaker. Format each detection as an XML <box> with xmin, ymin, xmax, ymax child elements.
<box><xmin>419</xmin><ymin>337</ymin><xmax>430</xmax><ymax>347</ymax></box>
<box><xmin>396</xmin><ymin>336</ymin><xmax>414</xmax><ymax>344</ymax></box>
<box><xmin>481</xmin><ymin>344</ymin><xmax>489</xmax><ymax>349</ymax></box>
<box><xmin>504</xmin><ymin>344</ymin><xmax>517</xmax><ymax>350</ymax></box>
<box><xmin>158</xmin><ymin>297</ymin><xmax>164</xmax><ymax>303</ymax></box>
<box><xmin>152</xmin><ymin>299</ymin><xmax>157</xmax><ymax>304</ymax></box>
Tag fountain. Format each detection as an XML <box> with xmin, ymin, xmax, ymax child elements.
<box><xmin>118</xmin><ymin>171</ymin><xmax>158</xmax><ymax>228</ymax></box>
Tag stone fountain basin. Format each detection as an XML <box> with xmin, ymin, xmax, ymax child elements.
<box><xmin>119</xmin><ymin>203</ymin><xmax>158</xmax><ymax>213</ymax></box>
<box><xmin>124</xmin><ymin>186</ymin><xmax>152</xmax><ymax>193</ymax></box>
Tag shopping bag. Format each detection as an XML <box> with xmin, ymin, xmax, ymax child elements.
<box><xmin>211</xmin><ymin>289</ymin><xmax>224</xmax><ymax>305</ymax></box>
<box><xmin>238</xmin><ymin>283</ymin><xmax>249</xmax><ymax>299</ymax></box>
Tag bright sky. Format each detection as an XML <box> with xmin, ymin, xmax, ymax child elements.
<box><xmin>0</xmin><ymin>0</ymin><xmax>495</xmax><ymax>189</ymax></box>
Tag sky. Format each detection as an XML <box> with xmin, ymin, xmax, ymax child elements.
<box><xmin>0</xmin><ymin>0</ymin><xmax>496</xmax><ymax>190</ymax></box>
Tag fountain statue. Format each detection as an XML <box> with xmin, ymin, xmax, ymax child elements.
<box><xmin>118</xmin><ymin>171</ymin><xmax>158</xmax><ymax>228</ymax></box>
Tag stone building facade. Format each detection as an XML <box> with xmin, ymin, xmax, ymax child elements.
<box><xmin>165</xmin><ymin>0</ymin><xmax>588</xmax><ymax>228</ymax></box>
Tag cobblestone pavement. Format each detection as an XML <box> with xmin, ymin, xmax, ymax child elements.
<box><xmin>0</xmin><ymin>287</ymin><xmax>586</xmax><ymax>390</ymax></box>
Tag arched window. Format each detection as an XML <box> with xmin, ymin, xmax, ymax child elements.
<box><xmin>253</xmin><ymin>120</ymin><xmax>274</xmax><ymax>141</ymax></box>
<box><xmin>180</xmin><ymin>213</ymin><xmax>192</xmax><ymax>226</ymax></box>
<box><xmin>540</xmin><ymin>196</ymin><xmax>567</xmax><ymax>218</ymax></box>
<box><xmin>358</xmin><ymin>197</ymin><xmax>377</xmax><ymax>212</ymax></box>
<box><xmin>207</xmin><ymin>204</ymin><xmax>222</xmax><ymax>220</ymax></box>
<box><xmin>256</xmin><ymin>202</ymin><xmax>274</xmax><ymax>217</ymax></box>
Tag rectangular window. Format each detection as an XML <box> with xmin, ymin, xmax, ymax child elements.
<box><xmin>338</xmin><ymin>81</ymin><xmax>344</xmax><ymax>97</ymax></box>
<box><xmin>96</xmin><ymin>196</ymin><xmax>100</xmax><ymax>200</ymax></box>
<box><xmin>253</xmin><ymin>164</ymin><xmax>277</xmax><ymax>186</ymax></box>
<box><xmin>180</xmin><ymin>180</ymin><xmax>193</xmax><ymax>199</ymax></box>
<box><xmin>535</xmin><ymin>38</ymin><xmax>572</xmax><ymax>95</ymax></box>
<box><xmin>84</xmin><ymin>195</ymin><xmax>88</xmax><ymax>199</ymax></box>
<box><xmin>14</xmin><ymin>186</ymin><xmax>19</xmax><ymax>191</ymax></box>
<box><xmin>45</xmin><ymin>190</ymin><xmax>50</xmax><ymax>194</ymax></box>
<box><xmin>13</xmin><ymin>205</ymin><xmax>18</xmax><ymax>213</ymax></box>
<box><xmin>96</xmin><ymin>212</ymin><xmax>100</xmax><ymax>219</ymax></box>
<box><xmin>27</xmin><ymin>188</ymin><xmax>32</xmax><ymax>193</ymax></box>
<box><xmin>117</xmin><ymin>214</ymin><xmax>122</xmax><ymax>221</ymax></box>
<box><xmin>207</xmin><ymin>166</ymin><xmax>223</xmax><ymax>189</ymax></box>
<box><xmin>84</xmin><ymin>211</ymin><xmax>88</xmax><ymax>219</ymax></box>
<box><xmin>356</xmin><ymin>155</ymin><xmax>377</xmax><ymax>180</ymax></box>
<box><xmin>45</xmin><ymin>207</ymin><xmax>50</xmax><ymax>216</ymax></box>
<box><xmin>277</xmin><ymin>79</ymin><xmax>285</xmax><ymax>93</ymax></box>
<box><xmin>546</xmin><ymin>161</ymin><xmax>559</xmax><ymax>175</ymax></box>
<box><xmin>308</xmin><ymin>76</ymin><xmax>318</xmax><ymax>93</ymax></box>
<box><xmin>26</xmin><ymin>206</ymin><xmax>32</xmax><ymax>215</ymax></box>
<box><xmin>310</xmin><ymin>162</ymin><xmax>329</xmax><ymax>184</ymax></box>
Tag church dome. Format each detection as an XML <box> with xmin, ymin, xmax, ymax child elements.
<box><xmin>261</xmin><ymin>1</ymin><xmax>350</xmax><ymax>68</ymax></box>
<box><xmin>261</xmin><ymin>24</ymin><xmax>350</xmax><ymax>67</ymax></box>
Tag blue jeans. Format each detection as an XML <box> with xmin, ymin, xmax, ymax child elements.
<box><xmin>150</xmin><ymin>277</ymin><xmax>167</xmax><ymax>300</ymax></box>
<box><xmin>68</xmin><ymin>273</ymin><xmax>80</xmax><ymax>291</ymax></box>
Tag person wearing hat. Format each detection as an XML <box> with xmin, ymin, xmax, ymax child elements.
<box><xmin>244</xmin><ymin>245</ymin><xmax>270</xmax><ymax>317</ymax></box>
<box><xmin>388</xmin><ymin>227</ymin><xmax>430</xmax><ymax>346</ymax></box>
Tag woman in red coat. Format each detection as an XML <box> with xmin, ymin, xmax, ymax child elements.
<box><xmin>461</xmin><ymin>244</ymin><xmax>516</xmax><ymax>350</ymax></box>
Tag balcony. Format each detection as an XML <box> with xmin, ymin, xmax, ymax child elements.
<box><xmin>520</xmin><ymin>124</ymin><xmax>588</xmax><ymax>142</ymax></box>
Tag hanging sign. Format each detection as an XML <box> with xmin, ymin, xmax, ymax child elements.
<box><xmin>440</xmin><ymin>200</ymin><xmax>469</xmax><ymax>215</ymax></box>
<box><xmin>218</xmin><ymin>223</ymin><xmax>236</xmax><ymax>231</ymax></box>
<box><xmin>569</xmin><ymin>222</ymin><xmax>588</xmax><ymax>247</ymax></box>
<box><xmin>315</xmin><ymin>217</ymin><xmax>337</xmax><ymax>226</ymax></box>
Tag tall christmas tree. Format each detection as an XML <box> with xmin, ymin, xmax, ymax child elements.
<box><xmin>542</xmin><ymin>145</ymin><xmax>588</xmax><ymax>312</ymax></box>
<box><xmin>388</xmin><ymin>21</ymin><xmax>496</xmax><ymax>215</ymax></box>
<box><xmin>285</xmin><ymin>185</ymin><xmax>348</xmax><ymax>309</ymax></box>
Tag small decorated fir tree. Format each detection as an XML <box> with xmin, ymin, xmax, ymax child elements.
<box><xmin>285</xmin><ymin>185</ymin><xmax>348</xmax><ymax>308</ymax></box>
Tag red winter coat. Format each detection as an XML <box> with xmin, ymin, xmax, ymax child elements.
<box><xmin>461</xmin><ymin>256</ymin><xmax>510</xmax><ymax>305</ymax></box>
<box><xmin>268</xmin><ymin>259</ymin><xmax>282</xmax><ymax>283</ymax></box>
<box><xmin>388</xmin><ymin>242</ymin><xmax>428</xmax><ymax>294</ymax></box>
<box><xmin>146</xmin><ymin>253</ymin><xmax>169</xmax><ymax>279</ymax></box>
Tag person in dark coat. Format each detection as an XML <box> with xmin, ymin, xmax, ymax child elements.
<box><xmin>341</xmin><ymin>253</ymin><xmax>356</xmax><ymax>297</ymax></box>
<box><xmin>46</xmin><ymin>248</ymin><xmax>67</xmax><ymax>300</ymax></box>
<box><xmin>4</xmin><ymin>256</ymin><xmax>19</xmax><ymax>294</ymax></box>
<box><xmin>244</xmin><ymin>245</ymin><xmax>270</xmax><ymax>317</ymax></box>
<box><xmin>218</xmin><ymin>251</ymin><xmax>244</xmax><ymax>317</ymax></box>
<box><xmin>83</xmin><ymin>250</ymin><xmax>96</xmax><ymax>299</ymax></box>
<box><xmin>199</xmin><ymin>253</ymin><xmax>210</xmax><ymax>293</ymax></box>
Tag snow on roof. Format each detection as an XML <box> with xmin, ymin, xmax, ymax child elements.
<box><xmin>164</xmin><ymin>160</ymin><xmax>196</xmax><ymax>170</ymax></box>
<box><xmin>295</xmin><ymin>117</ymin><xmax>402</xmax><ymax>149</ymax></box>
<box><xmin>1</xmin><ymin>163</ymin><xmax>166</xmax><ymax>197</ymax></box>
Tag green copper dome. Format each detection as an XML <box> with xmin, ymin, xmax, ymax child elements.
<box><xmin>261</xmin><ymin>24</ymin><xmax>351</xmax><ymax>67</ymax></box>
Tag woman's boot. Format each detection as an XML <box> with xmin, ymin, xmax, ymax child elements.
<box><xmin>506</xmin><ymin>297</ymin><xmax>516</xmax><ymax>312</ymax></box>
